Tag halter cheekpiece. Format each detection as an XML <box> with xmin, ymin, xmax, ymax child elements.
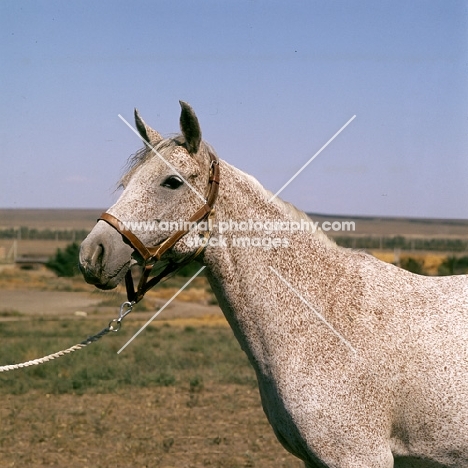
<box><xmin>99</xmin><ymin>149</ymin><xmax>219</xmax><ymax>304</ymax></box>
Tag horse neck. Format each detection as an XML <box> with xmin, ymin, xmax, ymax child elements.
<box><xmin>209</xmin><ymin>159</ymin><xmax>323</xmax><ymax>230</ymax></box>
<box><xmin>202</xmin><ymin>158</ymin><xmax>338</xmax><ymax>312</ymax></box>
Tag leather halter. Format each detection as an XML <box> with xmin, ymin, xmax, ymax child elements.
<box><xmin>99</xmin><ymin>149</ymin><xmax>220</xmax><ymax>304</ymax></box>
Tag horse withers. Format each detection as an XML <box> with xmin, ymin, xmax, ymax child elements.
<box><xmin>80</xmin><ymin>102</ymin><xmax>468</xmax><ymax>467</ymax></box>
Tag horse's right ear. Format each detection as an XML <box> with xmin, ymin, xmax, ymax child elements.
<box><xmin>134</xmin><ymin>109</ymin><xmax>163</xmax><ymax>147</ymax></box>
<box><xmin>179</xmin><ymin>101</ymin><xmax>202</xmax><ymax>154</ymax></box>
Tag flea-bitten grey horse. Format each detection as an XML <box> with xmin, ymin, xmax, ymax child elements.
<box><xmin>80</xmin><ymin>102</ymin><xmax>468</xmax><ymax>468</ymax></box>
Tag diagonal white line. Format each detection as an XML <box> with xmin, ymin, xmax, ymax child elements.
<box><xmin>118</xmin><ymin>114</ymin><xmax>206</xmax><ymax>202</ymax></box>
<box><xmin>269</xmin><ymin>266</ymin><xmax>356</xmax><ymax>355</ymax></box>
<box><xmin>269</xmin><ymin>115</ymin><xmax>356</xmax><ymax>202</ymax></box>
<box><xmin>117</xmin><ymin>266</ymin><xmax>206</xmax><ymax>354</ymax></box>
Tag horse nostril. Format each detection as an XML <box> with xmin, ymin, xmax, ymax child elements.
<box><xmin>91</xmin><ymin>243</ymin><xmax>104</xmax><ymax>268</ymax></box>
<box><xmin>80</xmin><ymin>243</ymin><xmax>104</xmax><ymax>274</ymax></box>
<box><xmin>79</xmin><ymin>242</ymin><xmax>106</xmax><ymax>283</ymax></box>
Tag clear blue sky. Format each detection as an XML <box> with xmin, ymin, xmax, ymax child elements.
<box><xmin>1</xmin><ymin>0</ymin><xmax>467</xmax><ymax>218</ymax></box>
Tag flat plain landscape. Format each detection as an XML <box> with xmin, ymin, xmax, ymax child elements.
<box><xmin>0</xmin><ymin>209</ymin><xmax>467</xmax><ymax>467</ymax></box>
<box><xmin>2</xmin><ymin>208</ymin><xmax>468</xmax><ymax>235</ymax></box>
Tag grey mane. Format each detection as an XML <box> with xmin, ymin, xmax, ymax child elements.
<box><xmin>119</xmin><ymin>136</ymin><xmax>190</xmax><ymax>188</ymax></box>
<box><xmin>232</xmin><ymin>164</ymin><xmax>337</xmax><ymax>246</ymax></box>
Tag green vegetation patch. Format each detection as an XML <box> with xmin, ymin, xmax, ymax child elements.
<box><xmin>0</xmin><ymin>319</ymin><xmax>255</xmax><ymax>395</ymax></box>
<box><xmin>46</xmin><ymin>242</ymin><xmax>81</xmax><ymax>277</ymax></box>
<box><xmin>438</xmin><ymin>255</ymin><xmax>468</xmax><ymax>276</ymax></box>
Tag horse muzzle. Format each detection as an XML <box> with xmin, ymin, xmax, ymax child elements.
<box><xmin>79</xmin><ymin>221</ymin><xmax>134</xmax><ymax>290</ymax></box>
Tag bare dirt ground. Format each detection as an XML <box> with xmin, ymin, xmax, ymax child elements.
<box><xmin>0</xmin><ymin>288</ymin><xmax>224</xmax><ymax>321</ymax></box>
<box><xmin>0</xmin><ymin>387</ymin><xmax>303</xmax><ymax>468</ymax></box>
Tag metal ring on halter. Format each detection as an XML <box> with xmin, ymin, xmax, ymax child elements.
<box><xmin>119</xmin><ymin>301</ymin><xmax>134</xmax><ymax>320</ymax></box>
<box><xmin>108</xmin><ymin>301</ymin><xmax>134</xmax><ymax>332</ymax></box>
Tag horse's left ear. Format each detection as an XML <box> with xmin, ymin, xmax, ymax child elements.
<box><xmin>134</xmin><ymin>109</ymin><xmax>163</xmax><ymax>147</ymax></box>
<box><xmin>179</xmin><ymin>101</ymin><xmax>202</xmax><ymax>154</ymax></box>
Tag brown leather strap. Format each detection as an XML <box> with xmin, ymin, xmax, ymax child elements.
<box><xmin>97</xmin><ymin>149</ymin><xmax>220</xmax><ymax>303</ymax></box>
<box><xmin>99</xmin><ymin>212</ymin><xmax>154</xmax><ymax>262</ymax></box>
<box><xmin>99</xmin><ymin>152</ymin><xmax>219</xmax><ymax>262</ymax></box>
<box><xmin>146</xmin><ymin>153</ymin><xmax>218</xmax><ymax>259</ymax></box>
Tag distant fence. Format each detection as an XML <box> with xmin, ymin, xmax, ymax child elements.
<box><xmin>0</xmin><ymin>227</ymin><xmax>467</xmax><ymax>253</ymax></box>
<box><xmin>15</xmin><ymin>256</ymin><xmax>49</xmax><ymax>265</ymax></box>
<box><xmin>0</xmin><ymin>227</ymin><xmax>89</xmax><ymax>242</ymax></box>
<box><xmin>333</xmin><ymin>235</ymin><xmax>468</xmax><ymax>252</ymax></box>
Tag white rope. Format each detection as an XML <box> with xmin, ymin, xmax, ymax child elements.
<box><xmin>0</xmin><ymin>343</ymin><xmax>86</xmax><ymax>372</ymax></box>
<box><xmin>0</xmin><ymin>324</ymin><xmax>113</xmax><ymax>373</ymax></box>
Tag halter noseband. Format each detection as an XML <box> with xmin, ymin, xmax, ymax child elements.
<box><xmin>99</xmin><ymin>149</ymin><xmax>220</xmax><ymax>304</ymax></box>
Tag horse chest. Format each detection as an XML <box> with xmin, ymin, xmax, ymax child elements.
<box><xmin>255</xmin><ymin>375</ymin><xmax>316</xmax><ymax>460</ymax></box>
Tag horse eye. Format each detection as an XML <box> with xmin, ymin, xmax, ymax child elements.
<box><xmin>161</xmin><ymin>175</ymin><xmax>184</xmax><ymax>190</ymax></box>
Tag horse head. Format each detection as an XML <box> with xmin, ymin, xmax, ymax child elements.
<box><xmin>79</xmin><ymin>101</ymin><xmax>215</xmax><ymax>290</ymax></box>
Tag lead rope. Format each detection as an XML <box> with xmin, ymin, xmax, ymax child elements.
<box><xmin>0</xmin><ymin>301</ymin><xmax>134</xmax><ymax>373</ymax></box>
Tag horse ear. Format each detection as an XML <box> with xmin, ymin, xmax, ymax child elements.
<box><xmin>179</xmin><ymin>101</ymin><xmax>202</xmax><ymax>154</ymax></box>
<box><xmin>134</xmin><ymin>109</ymin><xmax>163</xmax><ymax>147</ymax></box>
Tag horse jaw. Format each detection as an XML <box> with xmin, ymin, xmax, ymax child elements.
<box><xmin>79</xmin><ymin>221</ymin><xmax>134</xmax><ymax>290</ymax></box>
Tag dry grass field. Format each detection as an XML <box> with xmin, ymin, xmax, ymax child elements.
<box><xmin>0</xmin><ymin>267</ymin><xmax>304</xmax><ymax>467</ymax></box>
<box><xmin>0</xmin><ymin>317</ymin><xmax>303</xmax><ymax>468</ymax></box>
<box><xmin>0</xmin><ymin>385</ymin><xmax>304</xmax><ymax>468</ymax></box>
<box><xmin>370</xmin><ymin>251</ymin><xmax>449</xmax><ymax>276</ymax></box>
<box><xmin>309</xmin><ymin>212</ymin><xmax>468</xmax><ymax>238</ymax></box>
<box><xmin>0</xmin><ymin>209</ymin><xmax>102</xmax><ymax>230</ymax></box>
<box><xmin>0</xmin><ymin>209</ymin><xmax>466</xmax><ymax>467</ymax></box>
